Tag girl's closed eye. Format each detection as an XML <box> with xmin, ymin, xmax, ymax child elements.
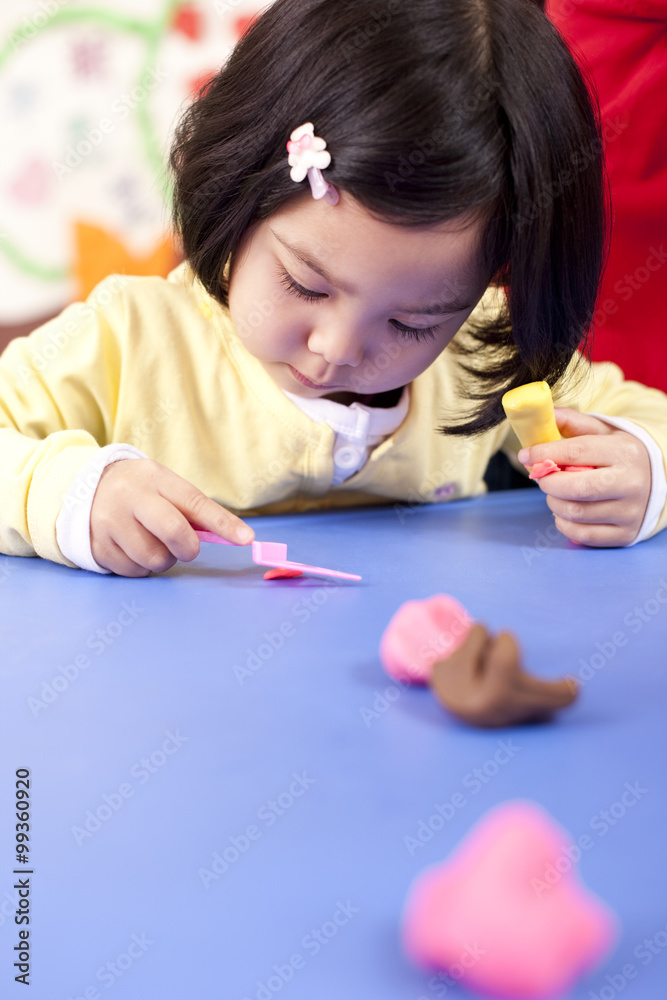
<box><xmin>278</xmin><ymin>267</ymin><xmax>442</xmax><ymax>343</ymax></box>
<box><xmin>279</xmin><ymin>268</ymin><xmax>326</xmax><ymax>302</ymax></box>
<box><xmin>389</xmin><ymin>319</ymin><xmax>440</xmax><ymax>343</ymax></box>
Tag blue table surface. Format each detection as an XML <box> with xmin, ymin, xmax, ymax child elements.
<box><xmin>1</xmin><ymin>490</ymin><xmax>666</xmax><ymax>1000</ymax></box>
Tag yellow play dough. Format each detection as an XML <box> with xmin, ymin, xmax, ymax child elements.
<box><xmin>501</xmin><ymin>381</ymin><xmax>561</xmax><ymax>448</ymax></box>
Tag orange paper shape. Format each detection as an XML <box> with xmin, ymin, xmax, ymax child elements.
<box><xmin>73</xmin><ymin>222</ymin><xmax>180</xmax><ymax>301</ymax></box>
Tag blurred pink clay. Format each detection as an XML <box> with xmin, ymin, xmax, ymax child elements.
<box><xmin>379</xmin><ymin>594</ymin><xmax>473</xmax><ymax>684</ymax></box>
<box><xmin>402</xmin><ymin>801</ymin><xmax>617</xmax><ymax>999</ymax></box>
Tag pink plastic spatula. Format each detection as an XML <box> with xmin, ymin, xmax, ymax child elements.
<box><xmin>190</xmin><ymin>526</ymin><xmax>361</xmax><ymax>581</ymax></box>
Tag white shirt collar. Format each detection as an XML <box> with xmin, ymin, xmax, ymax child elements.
<box><xmin>283</xmin><ymin>386</ymin><xmax>410</xmax><ymax>441</ymax></box>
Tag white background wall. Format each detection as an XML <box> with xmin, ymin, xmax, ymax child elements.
<box><xmin>0</xmin><ymin>0</ymin><xmax>266</xmax><ymax>323</ymax></box>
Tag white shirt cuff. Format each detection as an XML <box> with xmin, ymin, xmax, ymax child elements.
<box><xmin>55</xmin><ymin>444</ymin><xmax>150</xmax><ymax>573</ymax></box>
<box><xmin>588</xmin><ymin>413</ymin><xmax>666</xmax><ymax>545</ymax></box>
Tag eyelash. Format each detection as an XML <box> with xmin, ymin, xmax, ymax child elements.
<box><xmin>279</xmin><ymin>269</ymin><xmax>324</xmax><ymax>302</ymax></box>
<box><xmin>278</xmin><ymin>268</ymin><xmax>441</xmax><ymax>343</ymax></box>
<box><xmin>388</xmin><ymin>319</ymin><xmax>439</xmax><ymax>343</ymax></box>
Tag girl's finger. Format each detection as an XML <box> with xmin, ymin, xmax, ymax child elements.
<box><xmin>553</xmin><ymin>515</ymin><xmax>639</xmax><ymax>548</ymax></box>
<box><xmin>95</xmin><ymin>536</ymin><xmax>152</xmax><ymax>578</ymax></box>
<box><xmin>134</xmin><ymin>494</ymin><xmax>201</xmax><ymax>562</ymax></box>
<box><xmin>154</xmin><ymin>465</ymin><xmax>254</xmax><ymax>545</ymax></box>
<box><xmin>111</xmin><ymin>517</ymin><xmax>179</xmax><ymax>574</ymax></box>
<box><xmin>535</xmin><ymin>466</ymin><xmax>620</xmax><ymax>502</ymax></box>
<box><xmin>519</xmin><ymin>435</ymin><xmax>615</xmax><ymax>470</ymax></box>
<box><xmin>546</xmin><ymin>494</ymin><xmax>636</xmax><ymax>526</ymax></box>
<box><xmin>553</xmin><ymin>408</ymin><xmax>615</xmax><ymax>439</ymax></box>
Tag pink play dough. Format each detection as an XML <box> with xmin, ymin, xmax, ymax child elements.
<box><xmin>530</xmin><ymin>460</ymin><xmax>596</xmax><ymax>480</ymax></box>
<box><xmin>402</xmin><ymin>801</ymin><xmax>617</xmax><ymax>999</ymax></box>
<box><xmin>379</xmin><ymin>594</ymin><xmax>473</xmax><ymax>684</ymax></box>
<box><xmin>529</xmin><ymin>459</ymin><xmax>561</xmax><ymax>480</ymax></box>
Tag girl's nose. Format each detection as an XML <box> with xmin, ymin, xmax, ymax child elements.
<box><xmin>307</xmin><ymin>322</ymin><xmax>364</xmax><ymax>368</ymax></box>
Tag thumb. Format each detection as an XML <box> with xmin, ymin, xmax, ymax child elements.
<box><xmin>553</xmin><ymin>407</ymin><xmax>614</xmax><ymax>439</ymax></box>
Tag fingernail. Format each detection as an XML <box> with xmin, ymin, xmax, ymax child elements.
<box><xmin>517</xmin><ymin>449</ymin><xmax>528</xmax><ymax>464</ymax></box>
<box><xmin>237</xmin><ymin>526</ymin><xmax>254</xmax><ymax>544</ymax></box>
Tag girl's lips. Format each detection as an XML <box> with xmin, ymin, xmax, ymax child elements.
<box><xmin>289</xmin><ymin>365</ymin><xmax>340</xmax><ymax>390</ymax></box>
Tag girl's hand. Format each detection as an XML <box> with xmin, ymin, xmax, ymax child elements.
<box><xmin>90</xmin><ymin>458</ymin><xmax>254</xmax><ymax>577</ymax></box>
<box><xmin>517</xmin><ymin>408</ymin><xmax>651</xmax><ymax>547</ymax></box>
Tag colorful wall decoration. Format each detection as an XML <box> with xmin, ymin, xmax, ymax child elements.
<box><xmin>0</xmin><ymin>0</ymin><xmax>263</xmax><ymax>326</ymax></box>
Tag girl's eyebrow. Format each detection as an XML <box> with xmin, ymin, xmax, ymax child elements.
<box><xmin>399</xmin><ymin>295</ymin><xmax>478</xmax><ymax>315</ymax></box>
<box><xmin>271</xmin><ymin>228</ymin><xmax>353</xmax><ymax>292</ymax></box>
<box><xmin>270</xmin><ymin>227</ymin><xmax>477</xmax><ymax>314</ymax></box>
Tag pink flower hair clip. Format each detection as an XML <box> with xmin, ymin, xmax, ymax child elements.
<box><xmin>286</xmin><ymin>122</ymin><xmax>339</xmax><ymax>206</ymax></box>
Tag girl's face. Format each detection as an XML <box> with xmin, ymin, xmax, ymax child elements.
<box><xmin>227</xmin><ymin>191</ymin><xmax>490</xmax><ymax>400</ymax></box>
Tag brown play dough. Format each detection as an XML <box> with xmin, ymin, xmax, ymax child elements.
<box><xmin>428</xmin><ymin>624</ymin><xmax>578</xmax><ymax>728</ymax></box>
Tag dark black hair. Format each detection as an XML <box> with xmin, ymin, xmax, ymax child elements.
<box><xmin>169</xmin><ymin>0</ymin><xmax>608</xmax><ymax>434</ymax></box>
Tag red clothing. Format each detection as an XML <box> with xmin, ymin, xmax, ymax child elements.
<box><xmin>546</xmin><ymin>0</ymin><xmax>667</xmax><ymax>391</ymax></box>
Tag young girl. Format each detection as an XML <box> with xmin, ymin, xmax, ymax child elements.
<box><xmin>1</xmin><ymin>0</ymin><xmax>666</xmax><ymax>578</ymax></box>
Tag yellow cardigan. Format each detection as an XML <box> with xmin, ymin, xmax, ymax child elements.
<box><xmin>1</xmin><ymin>261</ymin><xmax>666</xmax><ymax>567</ymax></box>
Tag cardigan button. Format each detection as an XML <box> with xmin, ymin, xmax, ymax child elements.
<box><xmin>334</xmin><ymin>444</ymin><xmax>364</xmax><ymax>470</ymax></box>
